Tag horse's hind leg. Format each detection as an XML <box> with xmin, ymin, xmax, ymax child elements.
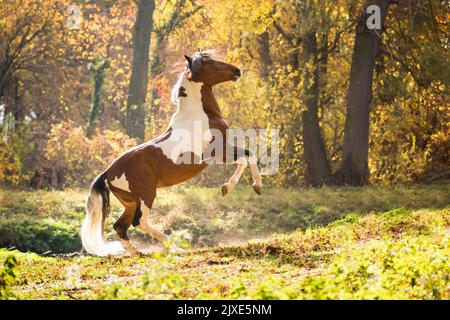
<box><xmin>112</xmin><ymin>195</ymin><xmax>141</xmax><ymax>255</ymax></box>
<box><xmin>134</xmin><ymin>188</ymin><xmax>169</xmax><ymax>244</ymax></box>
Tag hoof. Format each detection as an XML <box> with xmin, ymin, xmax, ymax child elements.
<box><xmin>128</xmin><ymin>247</ymin><xmax>142</xmax><ymax>256</ymax></box>
<box><xmin>121</xmin><ymin>240</ymin><xmax>142</xmax><ymax>256</ymax></box>
<box><xmin>221</xmin><ymin>184</ymin><xmax>229</xmax><ymax>196</ymax></box>
<box><xmin>252</xmin><ymin>182</ymin><xmax>262</xmax><ymax>195</ymax></box>
<box><xmin>135</xmin><ymin>250</ymin><xmax>146</xmax><ymax>257</ymax></box>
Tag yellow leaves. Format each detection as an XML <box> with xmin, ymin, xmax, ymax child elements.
<box><xmin>407</xmin><ymin>78</ymin><xmax>415</xmax><ymax>91</ymax></box>
<box><xmin>43</xmin><ymin>121</ymin><xmax>137</xmax><ymax>186</ymax></box>
<box><xmin>0</xmin><ymin>129</ymin><xmax>30</xmax><ymax>185</ymax></box>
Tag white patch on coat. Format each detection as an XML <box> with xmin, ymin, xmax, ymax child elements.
<box><xmin>138</xmin><ymin>200</ymin><xmax>168</xmax><ymax>242</ymax></box>
<box><xmin>249</xmin><ymin>155</ymin><xmax>262</xmax><ymax>187</ymax></box>
<box><xmin>110</xmin><ymin>173</ymin><xmax>131</xmax><ymax>192</ymax></box>
<box><xmin>157</xmin><ymin>71</ymin><xmax>212</xmax><ymax>164</ymax></box>
<box><xmin>225</xmin><ymin>157</ymin><xmax>248</xmax><ymax>191</ymax></box>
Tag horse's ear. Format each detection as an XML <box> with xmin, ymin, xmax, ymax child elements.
<box><xmin>184</xmin><ymin>55</ymin><xmax>192</xmax><ymax>68</ymax></box>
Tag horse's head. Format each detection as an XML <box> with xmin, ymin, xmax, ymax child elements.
<box><xmin>184</xmin><ymin>50</ymin><xmax>241</xmax><ymax>86</ymax></box>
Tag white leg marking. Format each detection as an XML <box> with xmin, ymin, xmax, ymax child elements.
<box><xmin>222</xmin><ymin>157</ymin><xmax>248</xmax><ymax>195</ymax></box>
<box><xmin>249</xmin><ymin>156</ymin><xmax>262</xmax><ymax>188</ymax></box>
<box><xmin>137</xmin><ymin>200</ymin><xmax>169</xmax><ymax>243</ymax></box>
<box><xmin>110</xmin><ymin>173</ymin><xmax>131</xmax><ymax>192</ymax></box>
<box><xmin>120</xmin><ymin>239</ymin><xmax>140</xmax><ymax>255</ymax></box>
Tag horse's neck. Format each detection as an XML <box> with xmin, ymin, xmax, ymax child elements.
<box><xmin>200</xmin><ymin>85</ymin><xmax>222</xmax><ymax>119</ymax></box>
<box><xmin>173</xmin><ymin>80</ymin><xmax>202</xmax><ymax>116</ymax></box>
<box><xmin>173</xmin><ymin>82</ymin><xmax>223</xmax><ymax>121</ymax></box>
<box><xmin>169</xmin><ymin>80</ymin><xmax>206</xmax><ymax>129</ymax></box>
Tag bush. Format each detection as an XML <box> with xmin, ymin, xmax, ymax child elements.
<box><xmin>44</xmin><ymin>121</ymin><xmax>137</xmax><ymax>186</ymax></box>
<box><xmin>0</xmin><ymin>120</ymin><xmax>34</xmax><ymax>185</ymax></box>
<box><xmin>0</xmin><ymin>255</ymin><xmax>17</xmax><ymax>299</ymax></box>
<box><xmin>0</xmin><ymin>217</ymin><xmax>81</xmax><ymax>254</ymax></box>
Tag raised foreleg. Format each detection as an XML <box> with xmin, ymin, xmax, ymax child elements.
<box><xmin>248</xmin><ymin>154</ymin><xmax>262</xmax><ymax>195</ymax></box>
<box><xmin>221</xmin><ymin>146</ymin><xmax>262</xmax><ymax>196</ymax></box>
<box><xmin>221</xmin><ymin>157</ymin><xmax>248</xmax><ymax>196</ymax></box>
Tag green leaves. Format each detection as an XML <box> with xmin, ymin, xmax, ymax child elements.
<box><xmin>0</xmin><ymin>218</ymin><xmax>81</xmax><ymax>254</ymax></box>
<box><xmin>0</xmin><ymin>255</ymin><xmax>18</xmax><ymax>299</ymax></box>
<box><xmin>87</xmin><ymin>54</ymin><xmax>110</xmax><ymax>137</ymax></box>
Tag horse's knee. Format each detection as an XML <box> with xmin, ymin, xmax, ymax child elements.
<box><xmin>248</xmin><ymin>154</ymin><xmax>258</xmax><ymax>165</ymax></box>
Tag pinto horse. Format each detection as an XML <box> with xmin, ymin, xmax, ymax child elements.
<box><xmin>81</xmin><ymin>50</ymin><xmax>263</xmax><ymax>256</ymax></box>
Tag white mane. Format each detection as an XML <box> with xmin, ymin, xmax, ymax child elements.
<box><xmin>171</xmin><ymin>70</ymin><xmax>189</xmax><ymax>105</ymax></box>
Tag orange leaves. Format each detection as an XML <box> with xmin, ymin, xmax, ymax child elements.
<box><xmin>44</xmin><ymin>121</ymin><xmax>137</xmax><ymax>186</ymax></box>
<box><xmin>0</xmin><ymin>127</ymin><xmax>32</xmax><ymax>185</ymax></box>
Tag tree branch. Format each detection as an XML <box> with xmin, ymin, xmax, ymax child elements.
<box><xmin>273</xmin><ymin>20</ymin><xmax>294</xmax><ymax>46</ymax></box>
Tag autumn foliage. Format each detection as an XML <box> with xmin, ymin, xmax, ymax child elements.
<box><xmin>0</xmin><ymin>0</ymin><xmax>448</xmax><ymax>187</ymax></box>
<box><xmin>44</xmin><ymin>122</ymin><xmax>136</xmax><ymax>186</ymax></box>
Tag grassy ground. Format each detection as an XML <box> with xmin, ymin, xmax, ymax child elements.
<box><xmin>0</xmin><ymin>184</ymin><xmax>449</xmax><ymax>299</ymax></box>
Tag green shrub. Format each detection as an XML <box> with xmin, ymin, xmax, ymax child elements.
<box><xmin>0</xmin><ymin>255</ymin><xmax>17</xmax><ymax>299</ymax></box>
<box><xmin>381</xmin><ymin>207</ymin><xmax>413</xmax><ymax>219</ymax></box>
<box><xmin>0</xmin><ymin>218</ymin><xmax>80</xmax><ymax>254</ymax></box>
<box><xmin>329</xmin><ymin>213</ymin><xmax>360</xmax><ymax>226</ymax></box>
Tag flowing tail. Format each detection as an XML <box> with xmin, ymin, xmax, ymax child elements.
<box><xmin>81</xmin><ymin>172</ymin><xmax>125</xmax><ymax>256</ymax></box>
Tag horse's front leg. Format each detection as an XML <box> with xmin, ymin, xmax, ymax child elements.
<box><xmin>221</xmin><ymin>146</ymin><xmax>262</xmax><ymax>196</ymax></box>
<box><xmin>248</xmin><ymin>155</ymin><xmax>262</xmax><ymax>195</ymax></box>
<box><xmin>221</xmin><ymin>157</ymin><xmax>248</xmax><ymax>196</ymax></box>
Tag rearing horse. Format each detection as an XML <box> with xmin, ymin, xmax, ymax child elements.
<box><xmin>81</xmin><ymin>50</ymin><xmax>263</xmax><ymax>256</ymax></box>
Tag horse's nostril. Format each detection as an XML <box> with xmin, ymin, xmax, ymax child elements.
<box><xmin>234</xmin><ymin>68</ymin><xmax>241</xmax><ymax>77</ymax></box>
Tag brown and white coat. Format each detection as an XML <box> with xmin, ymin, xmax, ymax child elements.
<box><xmin>81</xmin><ymin>51</ymin><xmax>262</xmax><ymax>256</ymax></box>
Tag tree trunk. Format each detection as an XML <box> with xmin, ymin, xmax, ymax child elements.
<box><xmin>125</xmin><ymin>0</ymin><xmax>155</xmax><ymax>140</ymax></box>
<box><xmin>338</xmin><ymin>0</ymin><xmax>390</xmax><ymax>186</ymax></box>
<box><xmin>301</xmin><ymin>32</ymin><xmax>332</xmax><ymax>187</ymax></box>
<box><xmin>3</xmin><ymin>77</ymin><xmax>25</xmax><ymax>122</ymax></box>
<box><xmin>256</xmin><ymin>31</ymin><xmax>272</xmax><ymax>78</ymax></box>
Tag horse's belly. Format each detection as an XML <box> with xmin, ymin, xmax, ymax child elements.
<box><xmin>156</xmin><ymin>162</ymin><xmax>207</xmax><ymax>187</ymax></box>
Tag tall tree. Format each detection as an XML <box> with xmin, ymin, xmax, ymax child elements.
<box><xmin>338</xmin><ymin>0</ymin><xmax>392</xmax><ymax>185</ymax></box>
<box><xmin>273</xmin><ymin>1</ymin><xmax>339</xmax><ymax>186</ymax></box>
<box><xmin>300</xmin><ymin>30</ymin><xmax>333</xmax><ymax>186</ymax></box>
<box><xmin>0</xmin><ymin>9</ymin><xmax>51</xmax><ymax>108</ymax></box>
<box><xmin>125</xmin><ymin>0</ymin><xmax>155</xmax><ymax>140</ymax></box>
